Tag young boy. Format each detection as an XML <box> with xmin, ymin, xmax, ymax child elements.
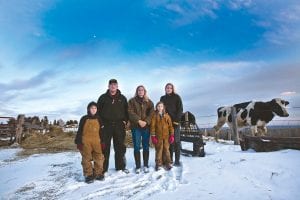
<box><xmin>75</xmin><ymin>101</ymin><xmax>105</xmax><ymax>183</ymax></box>
<box><xmin>150</xmin><ymin>101</ymin><xmax>175</xmax><ymax>171</ymax></box>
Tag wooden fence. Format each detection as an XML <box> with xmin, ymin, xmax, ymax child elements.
<box><xmin>0</xmin><ymin>115</ymin><xmax>25</xmax><ymax>144</ymax></box>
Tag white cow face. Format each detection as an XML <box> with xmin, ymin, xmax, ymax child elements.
<box><xmin>271</xmin><ymin>98</ymin><xmax>289</xmax><ymax>117</ymax></box>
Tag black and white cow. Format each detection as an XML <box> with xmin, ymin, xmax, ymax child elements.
<box><xmin>213</xmin><ymin>98</ymin><xmax>289</xmax><ymax>136</ymax></box>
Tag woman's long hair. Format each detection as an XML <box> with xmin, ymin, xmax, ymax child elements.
<box><xmin>134</xmin><ymin>85</ymin><xmax>149</xmax><ymax>101</ymax></box>
<box><xmin>165</xmin><ymin>83</ymin><xmax>176</xmax><ymax>94</ymax></box>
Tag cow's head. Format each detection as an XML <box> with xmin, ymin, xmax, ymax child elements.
<box><xmin>270</xmin><ymin>98</ymin><xmax>289</xmax><ymax>117</ymax></box>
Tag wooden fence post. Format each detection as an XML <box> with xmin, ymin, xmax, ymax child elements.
<box><xmin>231</xmin><ymin>107</ymin><xmax>240</xmax><ymax>145</ymax></box>
<box><xmin>15</xmin><ymin>114</ymin><xmax>25</xmax><ymax>144</ymax></box>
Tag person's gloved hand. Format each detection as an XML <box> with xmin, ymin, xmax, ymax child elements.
<box><xmin>169</xmin><ymin>134</ymin><xmax>175</xmax><ymax>144</ymax></box>
<box><xmin>101</xmin><ymin>143</ymin><xmax>106</xmax><ymax>151</ymax></box>
<box><xmin>151</xmin><ymin>135</ymin><xmax>158</xmax><ymax>145</ymax></box>
<box><xmin>77</xmin><ymin>144</ymin><xmax>83</xmax><ymax>151</ymax></box>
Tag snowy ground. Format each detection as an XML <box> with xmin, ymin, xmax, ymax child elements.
<box><xmin>1</xmin><ymin>141</ymin><xmax>300</xmax><ymax>200</ymax></box>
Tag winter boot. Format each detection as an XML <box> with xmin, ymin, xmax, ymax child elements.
<box><xmin>174</xmin><ymin>143</ymin><xmax>181</xmax><ymax>166</ymax></box>
<box><xmin>165</xmin><ymin>164</ymin><xmax>172</xmax><ymax>171</ymax></box>
<box><xmin>143</xmin><ymin>151</ymin><xmax>149</xmax><ymax>167</ymax></box>
<box><xmin>85</xmin><ymin>176</ymin><xmax>94</xmax><ymax>184</ymax></box>
<box><xmin>143</xmin><ymin>166</ymin><xmax>149</xmax><ymax>173</ymax></box>
<box><xmin>143</xmin><ymin>151</ymin><xmax>150</xmax><ymax>173</ymax></box>
<box><xmin>135</xmin><ymin>168</ymin><xmax>141</xmax><ymax>174</ymax></box>
<box><xmin>169</xmin><ymin>144</ymin><xmax>174</xmax><ymax>163</ymax></box>
<box><xmin>134</xmin><ymin>151</ymin><xmax>141</xmax><ymax>174</ymax></box>
<box><xmin>155</xmin><ymin>165</ymin><xmax>161</xmax><ymax>171</ymax></box>
<box><xmin>95</xmin><ymin>174</ymin><xmax>105</xmax><ymax>181</ymax></box>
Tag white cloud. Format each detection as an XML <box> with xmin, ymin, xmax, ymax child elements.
<box><xmin>248</xmin><ymin>1</ymin><xmax>300</xmax><ymax>46</ymax></box>
<box><xmin>147</xmin><ymin>0</ymin><xmax>300</xmax><ymax>47</ymax></box>
<box><xmin>0</xmin><ymin>0</ymin><xmax>54</xmax><ymax>37</ymax></box>
<box><xmin>228</xmin><ymin>0</ymin><xmax>252</xmax><ymax>10</ymax></box>
<box><xmin>197</xmin><ymin>61</ymin><xmax>263</xmax><ymax>71</ymax></box>
<box><xmin>0</xmin><ymin>0</ymin><xmax>56</xmax><ymax>73</ymax></box>
<box><xmin>280</xmin><ymin>91</ymin><xmax>297</xmax><ymax>96</ymax></box>
<box><xmin>147</xmin><ymin>0</ymin><xmax>219</xmax><ymax>26</ymax></box>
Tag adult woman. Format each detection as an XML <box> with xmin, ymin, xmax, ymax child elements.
<box><xmin>128</xmin><ymin>85</ymin><xmax>154</xmax><ymax>173</ymax></box>
<box><xmin>160</xmin><ymin>83</ymin><xmax>183</xmax><ymax>166</ymax></box>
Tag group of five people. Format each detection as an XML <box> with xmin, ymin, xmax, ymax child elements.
<box><xmin>75</xmin><ymin>79</ymin><xmax>183</xmax><ymax>183</ymax></box>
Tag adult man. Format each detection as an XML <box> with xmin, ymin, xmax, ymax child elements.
<box><xmin>97</xmin><ymin>79</ymin><xmax>129</xmax><ymax>173</ymax></box>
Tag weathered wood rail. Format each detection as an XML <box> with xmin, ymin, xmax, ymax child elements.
<box><xmin>240</xmin><ymin>134</ymin><xmax>300</xmax><ymax>152</ymax></box>
<box><xmin>0</xmin><ymin>115</ymin><xmax>25</xmax><ymax>144</ymax></box>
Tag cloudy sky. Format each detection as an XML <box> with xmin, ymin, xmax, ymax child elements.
<box><xmin>0</xmin><ymin>0</ymin><xmax>299</xmax><ymax>126</ymax></box>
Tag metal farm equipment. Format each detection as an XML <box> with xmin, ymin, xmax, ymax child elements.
<box><xmin>180</xmin><ymin>111</ymin><xmax>205</xmax><ymax>157</ymax></box>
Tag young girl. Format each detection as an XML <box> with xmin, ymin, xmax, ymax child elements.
<box><xmin>150</xmin><ymin>101</ymin><xmax>174</xmax><ymax>171</ymax></box>
<box><xmin>75</xmin><ymin>101</ymin><xmax>105</xmax><ymax>183</ymax></box>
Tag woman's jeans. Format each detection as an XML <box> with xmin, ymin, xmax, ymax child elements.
<box><xmin>132</xmin><ymin>128</ymin><xmax>150</xmax><ymax>152</ymax></box>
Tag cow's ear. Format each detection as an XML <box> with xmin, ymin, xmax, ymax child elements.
<box><xmin>270</xmin><ymin>99</ymin><xmax>276</xmax><ymax>104</ymax></box>
<box><xmin>270</xmin><ymin>99</ymin><xmax>277</xmax><ymax>107</ymax></box>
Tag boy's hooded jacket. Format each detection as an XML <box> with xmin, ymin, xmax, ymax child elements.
<box><xmin>75</xmin><ymin>102</ymin><xmax>103</xmax><ymax>145</ymax></box>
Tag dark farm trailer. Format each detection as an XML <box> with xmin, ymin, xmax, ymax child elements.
<box><xmin>180</xmin><ymin>112</ymin><xmax>205</xmax><ymax>157</ymax></box>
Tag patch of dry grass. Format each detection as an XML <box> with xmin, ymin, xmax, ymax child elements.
<box><xmin>0</xmin><ymin>140</ymin><xmax>11</xmax><ymax>147</ymax></box>
<box><xmin>4</xmin><ymin>127</ymin><xmax>152</xmax><ymax>157</ymax></box>
<box><xmin>19</xmin><ymin>127</ymin><xmax>76</xmax><ymax>156</ymax></box>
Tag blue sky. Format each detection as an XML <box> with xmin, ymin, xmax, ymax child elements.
<box><xmin>0</xmin><ymin>0</ymin><xmax>299</xmax><ymax>126</ymax></box>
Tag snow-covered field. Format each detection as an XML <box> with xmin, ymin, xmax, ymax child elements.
<box><xmin>1</xmin><ymin>141</ymin><xmax>300</xmax><ymax>200</ymax></box>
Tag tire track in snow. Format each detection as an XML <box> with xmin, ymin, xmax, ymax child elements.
<box><xmin>59</xmin><ymin>162</ymin><xmax>187</xmax><ymax>200</ymax></box>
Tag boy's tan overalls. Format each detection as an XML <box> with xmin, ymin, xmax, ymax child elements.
<box><xmin>81</xmin><ymin>118</ymin><xmax>104</xmax><ymax>177</ymax></box>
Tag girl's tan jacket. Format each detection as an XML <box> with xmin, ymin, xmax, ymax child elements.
<box><xmin>150</xmin><ymin>112</ymin><xmax>174</xmax><ymax>139</ymax></box>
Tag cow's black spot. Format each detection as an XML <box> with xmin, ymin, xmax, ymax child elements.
<box><xmin>241</xmin><ymin>110</ymin><xmax>247</xmax><ymax>120</ymax></box>
<box><xmin>270</xmin><ymin>101</ymin><xmax>284</xmax><ymax>116</ymax></box>
<box><xmin>249</xmin><ymin>109</ymin><xmax>254</xmax><ymax>118</ymax></box>
<box><xmin>233</xmin><ymin>101</ymin><xmax>251</xmax><ymax>112</ymax></box>
<box><xmin>217</xmin><ymin>107</ymin><xmax>224</xmax><ymax>118</ymax></box>
<box><xmin>223</xmin><ymin>110</ymin><xmax>227</xmax><ymax>117</ymax></box>
<box><xmin>217</xmin><ymin>112</ymin><xmax>222</xmax><ymax>118</ymax></box>
<box><xmin>228</xmin><ymin>114</ymin><xmax>232</xmax><ymax>123</ymax></box>
<box><xmin>251</xmin><ymin>101</ymin><xmax>276</xmax><ymax>125</ymax></box>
